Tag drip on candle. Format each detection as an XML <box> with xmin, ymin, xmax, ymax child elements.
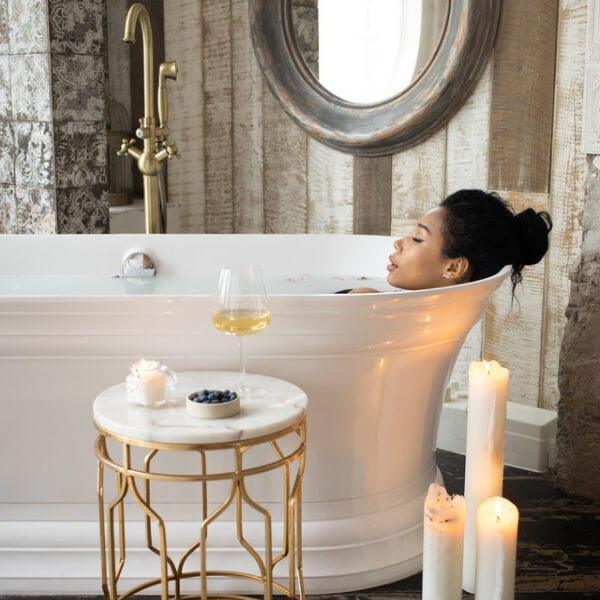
<box><xmin>422</xmin><ymin>483</ymin><xmax>465</xmax><ymax>600</ymax></box>
<box><xmin>424</xmin><ymin>482</ymin><xmax>465</xmax><ymax>529</ymax></box>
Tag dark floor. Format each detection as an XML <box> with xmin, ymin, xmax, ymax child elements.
<box><xmin>336</xmin><ymin>450</ymin><xmax>600</xmax><ymax>600</ymax></box>
<box><xmin>3</xmin><ymin>450</ymin><xmax>599</xmax><ymax>600</ymax></box>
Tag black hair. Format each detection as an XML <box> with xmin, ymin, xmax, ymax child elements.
<box><xmin>439</xmin><ymin>189</ymin><xmax>553</xmax><ymax>296</ymax></box>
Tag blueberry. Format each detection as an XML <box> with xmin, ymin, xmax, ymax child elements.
<box><xmin>189</xmin><ymin>388</ymin><xmax>238</xmax><ymax>405</ymax></box>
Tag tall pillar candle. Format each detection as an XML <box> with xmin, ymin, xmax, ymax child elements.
<box><xmin>422</xmin><ymin>482</ymin><xmax>465</xmax><ymax>600</ymax></box>
<box><xmin>475</xmin><ymin>496</ymin><xmax>519</xmax><ymax>599</ymax></box>
<box><xmin>462</xmin><ymin>359</ymin><xmax>509</xmax><ymax>592</ymax></box>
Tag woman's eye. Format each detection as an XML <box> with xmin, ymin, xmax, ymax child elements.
<box><xmin>411</xmin><ymin>236</ymin><xmax>424</xmax><ymax>243</ymax></box>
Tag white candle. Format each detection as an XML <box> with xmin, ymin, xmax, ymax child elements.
<box><xmin>422</xmin><ymin>482</ymin><xmax>465</xmax><ymax>600</ymax></box>
<box><xmin>475</xmin><ymin>496</ymin><xmax>519</xmax><ymax>599</ymax></box>
<box><xmin>462</xmin><ymin>359</ymin><xmax>509</xmax><ymax>592</ymax></box>
<box><xmin>128</xmin><ymin>359</ymin><xmax>166</xmax><ymax>406</ymax></box>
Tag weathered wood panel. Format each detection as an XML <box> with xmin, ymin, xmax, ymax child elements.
<box><xmin>203</xmin><ymin>0</ymin><xmax>233</xmax><ymax>233</ymax></box>
<box><xmin>353</xmin><ymin>156</ymin><xmax>392</xmax><ymax>234</ymax></box>
<box><xmin>543</xmin><ymin>0</ymin><xmax>587</xmax><ymax>410</ymax></box>
<box><xmin>307</xmin><ymin>140</ymin><xmax>354</xmax><ymax>234</ymax></box>
<box><xmin>262</xmin><ymin>89</ymin><xmax>308</xmax><ymax>233</ymax></box>
<box><xmin>163</xmin><ymin>0</ymin><xmax>205</xmax><ymax>233</ymax></box>
<box><xmin>488</xmin><ymin>0</ymin><xmax>558</xmax><ymax>193</ymax></box>
<box><xmin>484</xmin><ymin>191</ymin><xmax>550</xmax><ymax>406</ymax></box>
<box><xmin>231</xmin><ymin>0</ymin><xmax>264</xmax><ymax>233</ymax></box>
<box><xmin>391</xmin><ymin>127</ymin><xmax>446</xmax><ymax>223</ymax></box>
<box><xmin>390</xmin><ymin>218</ymin><xmax>415</xmax><ymax>239</ymax></box>
<box><xmin>445</xmin><ymin>63</ymin><xmax>492</xmax><ymax>390</ymax></box>
<box><xmin>446</xmin><ymin>62</ymin><xmax>492</xmax><ymax>195</ymax></box>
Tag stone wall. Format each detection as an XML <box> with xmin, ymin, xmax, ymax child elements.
<box><xmin>556</xmin><ymin>157</ymin><xmax>600</xmax><ymax>500</ymax></box>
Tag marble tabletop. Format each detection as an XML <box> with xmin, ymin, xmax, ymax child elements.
<box><xmin>93</xmin><ymin>371</ymin><xmax>308</xmax><ymax>444</ymax></box>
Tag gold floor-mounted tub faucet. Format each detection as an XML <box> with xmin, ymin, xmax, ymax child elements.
<box><xmin>119</xmin><ymin>2</ymin><xmax>180</xmax><ymax>234</ymax></box>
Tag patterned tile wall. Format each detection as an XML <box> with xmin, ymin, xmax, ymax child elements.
<box><xmin>0</xmin><ymin>0</ymin><xmax>109</xmax><ymax>234</ymax></box>
<box><xmin>49</xmin><ymin>0</ymin><xmax>108</xmax><ymax>233</ymax></box>
<box><xmin>1</xmin><ymin>0</ymin><xmax>56</xmax><ymax>234</ymax></box>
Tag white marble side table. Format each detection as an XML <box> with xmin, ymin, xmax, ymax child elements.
<box><xmin>94</xmin><ymin>371</ymin><xmax>308</xmax><ymax>600</ymax></box>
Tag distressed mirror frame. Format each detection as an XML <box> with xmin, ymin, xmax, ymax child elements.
<box><xmin>249</xmin><ymin>0</ymin><xmax>502</xmax><ymax>157</ymax></box>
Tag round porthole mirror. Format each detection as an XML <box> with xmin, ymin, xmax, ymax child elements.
<box><xmin>249</xmin><ymin>0</ymin><xmax>502</xmax><ymax>157</ymax></box>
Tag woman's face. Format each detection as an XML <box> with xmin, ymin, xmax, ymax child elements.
<box><xmin>386</xmin><ymin>207</ymin><xmax>464</xmax><ymax>290</ymax></box>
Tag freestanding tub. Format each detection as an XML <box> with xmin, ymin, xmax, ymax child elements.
<box><xmin>0</xmin><ymin>234</ymin><xmax>509</xmax><ymax>594</ymax></box>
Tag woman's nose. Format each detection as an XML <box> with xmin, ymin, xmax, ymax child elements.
<box><xmin>393</xmin><ymin>238</ymin><xmax>404</xmax><ymax>251</ymax></box>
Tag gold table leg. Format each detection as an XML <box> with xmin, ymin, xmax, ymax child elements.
<box><xmin>95</xmin><ymin>418</ymin><xmax>306</xmax><ymax>600</ymax></box>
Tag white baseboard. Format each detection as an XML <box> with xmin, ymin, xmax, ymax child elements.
<box><xmin>0</xmin><ymin>491</ymin><xmax>428</xmax><ymax>595</ymax></box>
<box><xmin>436</xmin><ymin>394</ymin><xmax>557</xmax><ymax>472</ymax></box>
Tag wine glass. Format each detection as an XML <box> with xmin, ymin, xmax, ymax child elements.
<box><xmin>213</xmin><ymin>265</ymin><xmax>270</xmax><ymax>394</ymax></box>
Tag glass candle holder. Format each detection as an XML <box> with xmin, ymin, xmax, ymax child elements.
<box><xmin>126</xmin><ymin>359</ymin><xmax>177</xmax><ymax>407</ymax></box>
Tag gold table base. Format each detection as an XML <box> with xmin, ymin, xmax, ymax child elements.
<box><xmin>95</xmin><ymin>418</ymin><xmax>306</xmax><ymax>600</ymax></box>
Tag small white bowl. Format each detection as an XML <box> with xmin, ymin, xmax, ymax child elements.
<box><xmin>186</xmin><ymin>393</ymin><xmax>240</xmax><ymax>419</ymax></box>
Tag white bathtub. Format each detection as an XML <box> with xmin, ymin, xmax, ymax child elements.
<box><xmin>0</xmin><ymin>234</ymin><xmax>508</xmax><ymax>594</ymax></box>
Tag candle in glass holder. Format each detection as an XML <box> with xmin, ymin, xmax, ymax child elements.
<box><xmin>127</xmin><ymin>359</ymin><xmax>166</xmax><ymax>406</ymax></box>
<box><xmin>462</xmin><ymin>359</ymin><xmax>509</xmax><ymax>592</ymax></box>
<box><xmin>475</xmin><ymin>496</ymin><xmax>519</xmax><ymax>600</ymax></box>
<box><xmin>422</xmin><ymin>482</ymin><xmax>465</xmax><ymax>600</ymax></box>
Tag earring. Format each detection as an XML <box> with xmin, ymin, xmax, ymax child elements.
<box><xmin>442</xmin><ymin>273</ymin><xmax>451</xmax><ymax>279</ymax></box>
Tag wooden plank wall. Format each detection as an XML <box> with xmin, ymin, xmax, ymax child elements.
<box><xmin>163</xmin><ymin>0</ymin><xmax>205</xmax><ymax>232</ymax></box>
<box><xmin>544</xmin><ymin>0</ymin><xmax>587</xmax><ymax>409</ymax></box>
<box><xmin>484</xmin><ymin>0</ymin><xmax>558</xmax><ymax>408</ymax></box>
<box><xmin>164</xmin><ymin>0</ymin><xmax>586</xmax><ymax>410</ymax></box>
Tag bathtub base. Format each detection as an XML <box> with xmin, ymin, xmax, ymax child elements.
<box><xmin>1</xmin><ymin>468</ymin><xmax>441</xmax><ymax>594</ymax></box>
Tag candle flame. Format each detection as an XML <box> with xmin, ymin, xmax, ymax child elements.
<box><xmin>134</xmin><ymin>358</ymin><xmax>158</xmax><ymax>373</ymax></box>
<box><xmin>483</xmin><ymin>360</ymin><xmax>491</xmax><ymax>374</ymax></box>
<box><xmin>494</xmin><ymin>497</ymin><xmax>502</xmax><ymax>523</ymax></box>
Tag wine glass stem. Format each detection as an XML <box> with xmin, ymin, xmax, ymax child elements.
<box><xmin>238</xmin><ymin>335</ymin><xmax>246</xmax><ymax>391</ymax></box>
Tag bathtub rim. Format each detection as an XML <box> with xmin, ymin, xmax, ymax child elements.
<box><xmin>0</xmin><ymin>265</ymin><xmax>511</xmax><ymax>302</ymax></box>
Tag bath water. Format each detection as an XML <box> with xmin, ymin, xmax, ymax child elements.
<box><xmin>0</xmin><ymin>273</ymin><xmax>395</xmax><ymax>297</ymax></box>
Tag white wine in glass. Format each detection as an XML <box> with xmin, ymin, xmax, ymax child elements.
<box><xmin>213</xmin><ymin>265</ymin><xmax>270</xmax><ymax>393</ymax></box>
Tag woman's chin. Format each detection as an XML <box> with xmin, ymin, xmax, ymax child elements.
<box><xmin>386</xmin><ymin>272</ymin><xmax>403</xmax><ymax>288</ymax></box>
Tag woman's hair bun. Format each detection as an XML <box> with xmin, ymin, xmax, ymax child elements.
<box><xmin>514</xmin><ymin>208</ymin><xmax>553</xmax><ymax>266</ymax></box>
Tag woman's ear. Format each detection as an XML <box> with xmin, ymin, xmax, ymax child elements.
<box><xmin>443</xmin><ymin>257</ymin><xmax>470</xmax><ymax>282</ymax></box>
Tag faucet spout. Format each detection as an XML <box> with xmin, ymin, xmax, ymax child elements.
<box><xmin>123</xmin><ymin>2</ymin><xmax>154</xmax><ymax>121</ymax></box>
<box><xmin>120</xmin><ymin>2</ymin><xmax>180</xmax><ymax>234</ymax></box>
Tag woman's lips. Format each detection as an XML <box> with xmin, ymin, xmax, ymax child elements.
<box><xmin>387</xmin><ymin>255</ymin><xmax>397</xmax><ymax>272</ymax></box>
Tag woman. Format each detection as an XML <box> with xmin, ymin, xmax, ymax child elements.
<box><xmin>345</xmin><ymin>189</ymin><xmax>552</xmax><ymax>295</ymax></box>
